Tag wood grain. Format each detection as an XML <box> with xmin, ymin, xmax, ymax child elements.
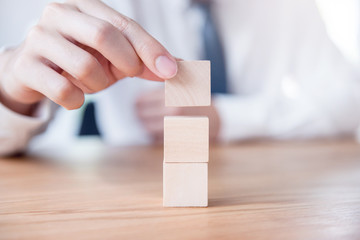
<box><xmin>165</xmin><ymin>61</ymin><xmax>211</xmax><ymax>107</ymax></box>
<box><xmin>164</xmin><ymin>116</ymin><xmax>209</xmax><ymax>163</ymax></box>
<box><xmin>1</xmin><ymin>139</ymin><xmax>360</xmax><ymax>239</ymax></box>
<box><xmin>163</xmin><ymin>162</ymin><xmax>207</xmax><ymax>207</ymax></box>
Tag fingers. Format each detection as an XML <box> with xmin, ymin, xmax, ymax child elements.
<box><xmin>28</xmin><ymin>26</ymin><xmax>109</xmax><ymax>93</ymax></box>
<box><xmin>70</xmin><ymin>0</ymin><xmax>178</xmax><ymax>79</ymax></box>
<box><xmin>41</xmin><ymin>3</ymin><xmax>144</xmax><ymax>79</ymax></box>
<box><xmin>13</xmin><ymin>56</ymin><xmax>84</xmax><ymax>110</ymax></box>
<box><xmin>4</xmin><ymin>0</ymin><xmax>178</xmax><ymax>113</ymax></box>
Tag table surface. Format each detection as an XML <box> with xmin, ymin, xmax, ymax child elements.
<box><xmin>1</xmin><ymin>139</ymin><xmax>360</xmax><ymax>240</ymax></box>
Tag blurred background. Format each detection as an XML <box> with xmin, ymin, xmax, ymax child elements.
<box><xmin>1</xmin><ymin>0</ymin><xmax>360</xmax><ymax>152</ymax></box>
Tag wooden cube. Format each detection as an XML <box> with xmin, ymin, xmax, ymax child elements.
<box><xmin>165</xmin><ymin>61</ymin><xmax>211</xmax><ymax>107</ymax></box>
<box><xmin>164</xmin><ymin>116</ymin><xmax>209</xmax><ymax>163</ymax></box>
<box><xmin>163</xmin><ymin>162</ymin><xmax>208</xmax><ymax>207</ymax></box>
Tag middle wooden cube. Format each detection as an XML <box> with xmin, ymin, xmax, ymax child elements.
<box><xmin>164</xmin><ymin>116</ymin><xmax>209</xmax><ymax>163</ymax></box>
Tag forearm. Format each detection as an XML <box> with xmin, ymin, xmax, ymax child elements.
<box><xmin>214</xmin><ymin>89</ymin><xmax>360</xmax><ymax>142</ymax></box>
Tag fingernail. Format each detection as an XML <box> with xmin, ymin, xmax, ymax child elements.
<box><xmin>155</xmin><ymin>56</ymin><xmax>177</xmax><ymax>79</ymax></box>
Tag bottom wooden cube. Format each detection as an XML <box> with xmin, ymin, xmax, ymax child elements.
<box><xmin>163</xmin><ymin>162</ymin><xmax>208</xmax><ymax>207</ymax></box>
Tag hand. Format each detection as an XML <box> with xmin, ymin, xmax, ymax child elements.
<box><xmin>136</xmin><ymin>88</ymin><xmax>221</xmax><ymax>143</ymax></box>
<box><xmin>0</xmin><ymin>0</ymin><xmax>177</xmax><ymax>115</ymax></box>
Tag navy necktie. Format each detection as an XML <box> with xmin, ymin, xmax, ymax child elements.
<box><xmin>196</xmin><ymin>0</ymin><xmax>228</xmax><ymax>94</ymax></box>
<box><xmin>79</xmin><ymin>101</ymin><xmax>101</xmax><ymax>136</ymax></box>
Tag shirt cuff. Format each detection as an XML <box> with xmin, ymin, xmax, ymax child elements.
<box><xmin>0</xmin><ymin>100</ymin><xmax>52</xmax><ymax>156</ymax></box>
<box><xmin>213</xmin><ymin>94</ymin><xmax>270</xmax><ymax>142</ymax></box>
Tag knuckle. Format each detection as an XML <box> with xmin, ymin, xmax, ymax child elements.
<box><xmin>42</xmin><ymin>2</ymin><xmax>64</xmax><ymax>19</ymax></box>
<box><xmin>110</xmin><ymin>15</ymin><xmax>131</xmax><ymax>33</ymax></box>
<box><xmin>27</xmin><ymin>25</ymin><xmax>44</xmax><ymax>41</ymax></box>
<box><xmin>137</xmin><ymin>39</ymin><xmax>154</xmax><ymax>55</ymax></box>
<box><xmin>92</xmin><ymin>22</ymin><xmax>114</xmax><ymax>47</ymax></box>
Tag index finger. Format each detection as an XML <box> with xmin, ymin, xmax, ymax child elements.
<box><xmin>69</xmin><ymin>0</ymin><xmax>178</xmax><ymax>80</ymax></box>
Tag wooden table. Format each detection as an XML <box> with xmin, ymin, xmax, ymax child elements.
<box><xmin>1</xmin><ymin>139</ymin><xmax>360</xmax><ymax>240</ymax></box>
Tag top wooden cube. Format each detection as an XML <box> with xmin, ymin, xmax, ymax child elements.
<box><xmin>165</xmin><ymin>61</ymin><xmax>211</xmax><ymax>107</ymax></box>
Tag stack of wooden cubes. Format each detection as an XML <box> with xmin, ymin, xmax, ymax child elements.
<box><xmin>163</xmin><ymin>61</ymin><xmax>211</xmax><ymax>207</ymax></box>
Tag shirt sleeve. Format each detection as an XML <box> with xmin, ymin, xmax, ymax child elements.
<box><xmin>0</xmin><ymin>100</ymin><xmax>53</xmax><ymax>156</ymax></box>
<box><xmin>214</xmin><ymin>65</ymin><xmax>360</xmax><ymax>143</ymax></box>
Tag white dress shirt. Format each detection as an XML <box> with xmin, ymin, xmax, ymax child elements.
<box><xmin>1</xmin><ymin>0</ymin><xmax>360</xmax><ymax>156</ymax></box>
